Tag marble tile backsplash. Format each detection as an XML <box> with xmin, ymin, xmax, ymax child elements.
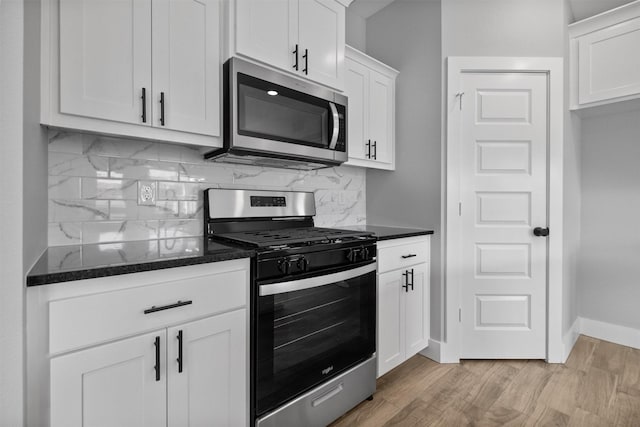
<box><xmin>48</xmin><ymin>131</ymin><xmax>366</xmax><ymax>246</ymax></box>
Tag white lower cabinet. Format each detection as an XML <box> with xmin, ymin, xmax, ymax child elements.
<box><xmin>376</xmin><ymin>236</ymin><xmax>430</xmax><ymax>377</ymax></box>
<box><xmin>51</xmin><ymin>330</ymin><xmax>166</xmax><ymax>427</ymax></box>
<box><xmin>33</xmin><ymin>259</ymin><xmax>250</xmax><ymax>427</ymax></box>
<box><xmin>167</xmin><ymin>311</ymin><xmax>246</xmax><ymax>427</ymax></box>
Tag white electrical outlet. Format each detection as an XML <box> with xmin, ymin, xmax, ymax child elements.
<box><xmin>138</xmin><ymin>181</ymin><xmax>156</xmax><ymax>206</ymax></box>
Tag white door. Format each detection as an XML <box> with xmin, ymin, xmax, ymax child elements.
<box><xmin>345</xmin><ymin>57</ymin><xmax>369</xmax><ymax>161</ymax></box>
<box><xmin>152</xmin><ymin>0</ymin><xmax>221</xmax><ymax>136</ymax></box>
<box><xmin>298</xmin><ymin>0</ymin><xmax>345</xmax><ymax>89</ymax></box>
<box><xmin>377</xmin><ymin>269</ymin><xmax>404</xmax><ymax>376</ymax></box>
<box><xmin>404</xmin><ymin>263</ymin><xmax>430</xmax><ymax>356</ymax></box>
<box><xmin>459</xmin><ymin>72</ymin><xmax>548</xmax><ymax>359</ymax></box>
<box><xmin>59</xmin><ymin>0</ymin><xmax>152</xmax><ymax>125</ymax></box>
<box><xmin>51</xmin><ymin>331</ymin><xmax>166</xmax><ymax>427</ymax></box>
<box><xmin>368</xmin><ymin>70</ymin><xmax>393</xmax><ymax>165</ymax></box>
<box><xmin>167</xmin><ymin>309</ymin><xmax>247</xmax><ymax>427</ymax></box>
<box><xmin>235</xmin><ymin>0</ymin><xmax>296</xmax><ymax>72</ymax></box>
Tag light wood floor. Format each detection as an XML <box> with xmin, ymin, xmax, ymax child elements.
<box><xmin>330</xmin><ymin>335</ymin><xmax>640</xmax><ymax>426</ymax></box>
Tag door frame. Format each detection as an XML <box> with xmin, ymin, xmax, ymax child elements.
<box><xmin>443</xmin><ymin>57</ymin><xmax>564</xmax><ymax>363</ymax></box>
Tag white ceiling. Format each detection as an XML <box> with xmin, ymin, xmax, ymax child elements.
<box><xmin>348</xmin><ymin>0</ymin><xmax>396</xmax><ymax>18</ymax></box>
<box><xmin>348</xmin><ymin>0</ymin><xmax>637</xmax><ymax>22</ymax></box>
<box><xmin>568</xmin><ymin>0</ymin><xmax>635</xmax><ymax>21</ymax></box>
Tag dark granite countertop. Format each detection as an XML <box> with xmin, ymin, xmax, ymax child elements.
<box><xmin>27</xmin><ymin>237</ymin><xmax>254</xmax><ymax>287</ymax></box>
<box><xmin>335</xmin><ymin>225</ymin><xmax>434</xmax><ymax>241</ymax></box>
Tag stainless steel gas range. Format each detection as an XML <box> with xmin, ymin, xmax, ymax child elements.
<box><xmin>204</xmin><ymin>188</ymin><xmax>376</xmax><ymax>427</ymax></box>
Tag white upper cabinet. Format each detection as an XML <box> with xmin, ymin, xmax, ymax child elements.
<box><xmin>152</xmin><ymin>0</ymin><xmax>221</xmax><ymax>136</ymax></box>
<box><xmin>570</xmin><ymin>1</ymin><xmax>640</xmax><ymax>109</ymax></box>
<box><xmin>232</xmin><ymin>0</ymin><xmax>350</xmax><ymax>90</ymax></box>
<box><xmin>42</xmin><ymin>0</ymin><xmax>222</xmax><ymax>147</ymax></box>
<box><xmin>58</xmin><ymin>0</ymin><xmax>152</xmax><ymax>126</ymax></box>
<box><xmin>344</xmin><ymin>46</ymin><xmax>398</xmax><ymax>170</ymax></box>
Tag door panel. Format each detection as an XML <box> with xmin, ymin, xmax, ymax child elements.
<box><xmin>369</xmin><ymin>71</ymin><xmax>393</xmax><ymax>165</ymax></box>
<box><xmin>51</xmin><ymin>331</ymin><xmax>166</xmax><ymax>427</ymax></box>
<box><xmin>152</xmin><ymin>0</ymin><xmax>220</xmax><ymax>136</ymax></box>
<box><xmin>377</xmin><ymin>270</ymin><xmax>404</xmax><ymax>377</ymax></box>
<box><xmin>235</xmin><ymin>0</ymin><xmax>294</xmax><ymax>72</ymax></box>
<box><xmin>59</xmin><ymin>0</ymin><xmax>152</xmax><ymax>124</ymax></box>
<box><xmin>345</xmin><ymin>57</ymin><xmax>369</xmax><ymax>161</ymax></box>
<box><xmin>167</xmin><ymin>310</ymin><xmax>247</xmax><ymax>427</ymax></box>
<box><xmin>298</xmin><ymin>0</ymin><xmax>344</xmax><ymax>89</ymax></box>
<box><xmin>404</xmin><ymin>263</ymin><xmax>430</xmax><ymax>357</ymax></box>
<box><xmin>460</xmin><ymin>72</ymin><xmax>548</xmax><ymax>359</ymax></box>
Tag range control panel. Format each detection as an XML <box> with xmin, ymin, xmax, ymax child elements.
<box><xmin>250</xmin><ymin>196</ymin><xmax>287</xmax><ymax>207</ymax></box>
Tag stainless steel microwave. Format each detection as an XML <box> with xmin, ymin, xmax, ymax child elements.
<box><xmin>204</xmin><ymin>57</ymin><xmax>348</xmax><ymax>170</ymax></box>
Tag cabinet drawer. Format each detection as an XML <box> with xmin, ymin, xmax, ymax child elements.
<box><xmin>377</xmin><ymin>237</ymin><xmax>430</xmax><ymax>273</ymax></box>
<box><xmin>49</xmin><ymin>268</ymin><xmax>247</xmax><ymax>355</ymax></box>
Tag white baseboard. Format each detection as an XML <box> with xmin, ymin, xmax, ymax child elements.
<box><xmin>419</xmin><ymin>339</ymin><xmax>442</xmax><ymax>363</ymax></box>
<box><xmin>562</xmin><ymin>317</ymin><xmax>581</xmax><ymax>362</ymax></box>
<box><xmin>579</xmin><ymin>317</ymin><xmax>640</xmax><ymax>350</ymax></box>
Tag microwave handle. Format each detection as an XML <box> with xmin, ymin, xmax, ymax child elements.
<box><xmin>329</xmin><ymin>102</ymin><xmax>340</xmax><ymax>150</ymax></box>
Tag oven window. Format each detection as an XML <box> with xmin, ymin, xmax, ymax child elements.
<box><xmin>237</xmin><ymin>73</ymin><xmax>330</xmax><ymax>149</ymax></box>
<box><xmin>255</xmin><ymin>268</ymin><xmax>375</xmax><ymax>416</ymax></box>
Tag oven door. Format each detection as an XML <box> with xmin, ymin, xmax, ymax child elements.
<box><xmin>255</xmin><ymin>262</ymin><xmax>376</xmax><ymax>417</ymax></box>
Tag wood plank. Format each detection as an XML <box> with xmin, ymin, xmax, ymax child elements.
<box><xmin>565</xmin><ymin>335</ymin><xmax>597</xmax><ymax>372</ymax></box>
<box><xmin>619</xmin><ymin>347</ymin><xmax>640</xmax><ymax>396</ymax></box>
<box><xmin>608</xmin><ymin>391</ymin><xmax>640</xmax><ymax>427</ymax></box>
<box><xmin>567</xmin><ymin>408</ymin><xmax>610</xmax><ymax>427</ymax></box>
<box><xmin>537</xmin><ymin>365</ymin><xmax>584</xmax><ymax>415</ymax></box>
<box><xmin>523</xmin><ymin>405</ymin><xmax>570</xmax><ymax>427</ymax></box>
<box><xmin>491</xmin><ymin>363</ymin><xmax>553</xmax><ymax>414</ymax></box>
<box><xmin>591</xmin><ymin>339</ymin><xmax>630</xmax><ymax>375</ymax></box>
<box><xmin>576</xmin><ymin>366</ymin><xmax>617</xmax><ymax>417</ymax></box>
<box><xmin>331</xmin><ymin>396</ymin><xmax>402</xmax><ymax>427</ymax></box>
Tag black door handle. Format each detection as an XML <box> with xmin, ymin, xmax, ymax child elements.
<box><xmin>372</xmin><ymin>141</ymin><xmax>377</xmax><ymax>160</ymax></box>
<box><xmin>154</xmin><ymin>336</ymin><xmax>161</xmax><ymax>381</ymax></box>
<box><xmin>141</xmin><ymin>87</ymin><xmax>147</xmax><ymax>123</ymax></box>
<box><xmin>533</xmin><ymin>227</ymin><xmax>549</xmax><ymax>237</ymax></box>
<box><xmin>302</xmin><ymin>49</ymin><xmax>308</xmax><ymax>75</ymax></box>
<box><xmin>160</xmin><ymin>92</ymin><xmax>165</xmax><ymax>126</ymax></box>
<box><xmin>177</xmin><ymin>330</ymin><xmax>183</xmax><ymax>373</ymax></box>
<box><xmin>365</xmin><ymin>140</ymin><xmax>371</xmax><ymax>158</ymax></box>
<box><xmin>402</xmin><ymin>271</ymin><xmax>409</xmax><ymax>292</ymax></box>
<box><xmin>293</xmin><ymin>44</ymin><xmax>299</xmax><ymax>71</ymax></box>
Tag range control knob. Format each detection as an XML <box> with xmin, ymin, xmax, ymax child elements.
<box><xmin>277</xmin><ymin>258</ymin><xmax>291</xmax><ymax>275</ymax></box>
<box><xmin>347</xmin><ymin>248</ymin><xmax>361</xmax><ymax>263</ymax></box>
<box><xmin>296</xmin><ymin>256</ymin><xmax>309</xmax><ymax>272</ymax></box>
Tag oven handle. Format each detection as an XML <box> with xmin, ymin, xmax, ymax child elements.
<box><xmin>259</xmin><ymin>262</ymin><xmax>376</xmax><ymax>296</ymax></box>
<box><xmin>328</xmin><ymin>102</ymin><xmax>340</xmax><ymax>150</ymax></box>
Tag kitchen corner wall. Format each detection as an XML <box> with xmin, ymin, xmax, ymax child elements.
<box><xmin>47</xmin><ymin>131</ymin><xmax>366</xmax><ymax>246</ymax></box>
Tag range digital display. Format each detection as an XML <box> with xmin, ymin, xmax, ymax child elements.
<box><xmin>250</xmin><ymin>196</ymin><xmax>287</xmax><ymax>207</ymax></box>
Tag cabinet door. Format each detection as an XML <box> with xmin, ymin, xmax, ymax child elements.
<box><xmin>377</xmin><ymin>270</ymin><xmax>405</xmax><ymax>377</ymax></box>
<box><xmin>152</xmin><ymin>0</ymin><xmax>221</xmax><ymax>136</ymax></box>
<box><xmin>51</xmin><ymin>331</ymin><xmax>166</xmax><ymax>427</ymax></box>
<box><xmin>235</xmin><ymin>0</ymin><xmax>297</xmax><ymax>72</ymax></box>
<box><xmin>167</xmin><ymin>309</ymin><xmax>247</xmax><ymax>427</ymax></box>
<box><xmin>578</xmin><ymin>17</ymin><xmax>640</xmax><ymax>105</ymax></box>
<box><xmin>404</xmin><ymin>263</ymin><xmax>430</xmax><ymax>357</ymax></box>
<box><xmin>298</xmin><ymin>0</ymin><xmax>345</xmax><ymax>89</ymax></box>
<box><xmin>59</xmin><ymin>0</ymin><xmax>151</xmax><ymax>125</ymax></box>
<box><xmin>369</xmin><ymin>70</ymin><xmax>394</xmax><ymax>165</ymax></box>
<box><xmin>345</xmin><ymin>57</ymin><xmax>370</xmax><ymax>161</ymax></box>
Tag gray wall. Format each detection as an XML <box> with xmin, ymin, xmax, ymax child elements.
<box><xmin>366</xmin><ymin>0</ymin><xmax>443</xmax><ymax>339</ymax></box>
<box><xmin>345</xmin><ymin>8</ymin><xmax>366</xmax><ymax>51</ymax></box>
<box><xmin>562</xmin><ymin>0</ymin><xmax>581</xmax><ymax>338</ymax></box>
<box><xmin>0</xmin><ymin>0</ymin><xmax>25</xmax><ymax>424</ymax></box>
<box><xmin>579</xmin><ymin>107</ymin><xmax>640</xmax><ymax>330</ymax></box>
<box><xmin>441</xmin><ymin>0</ymin><xmax>564</xmax><ymax>57</ymax></box>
